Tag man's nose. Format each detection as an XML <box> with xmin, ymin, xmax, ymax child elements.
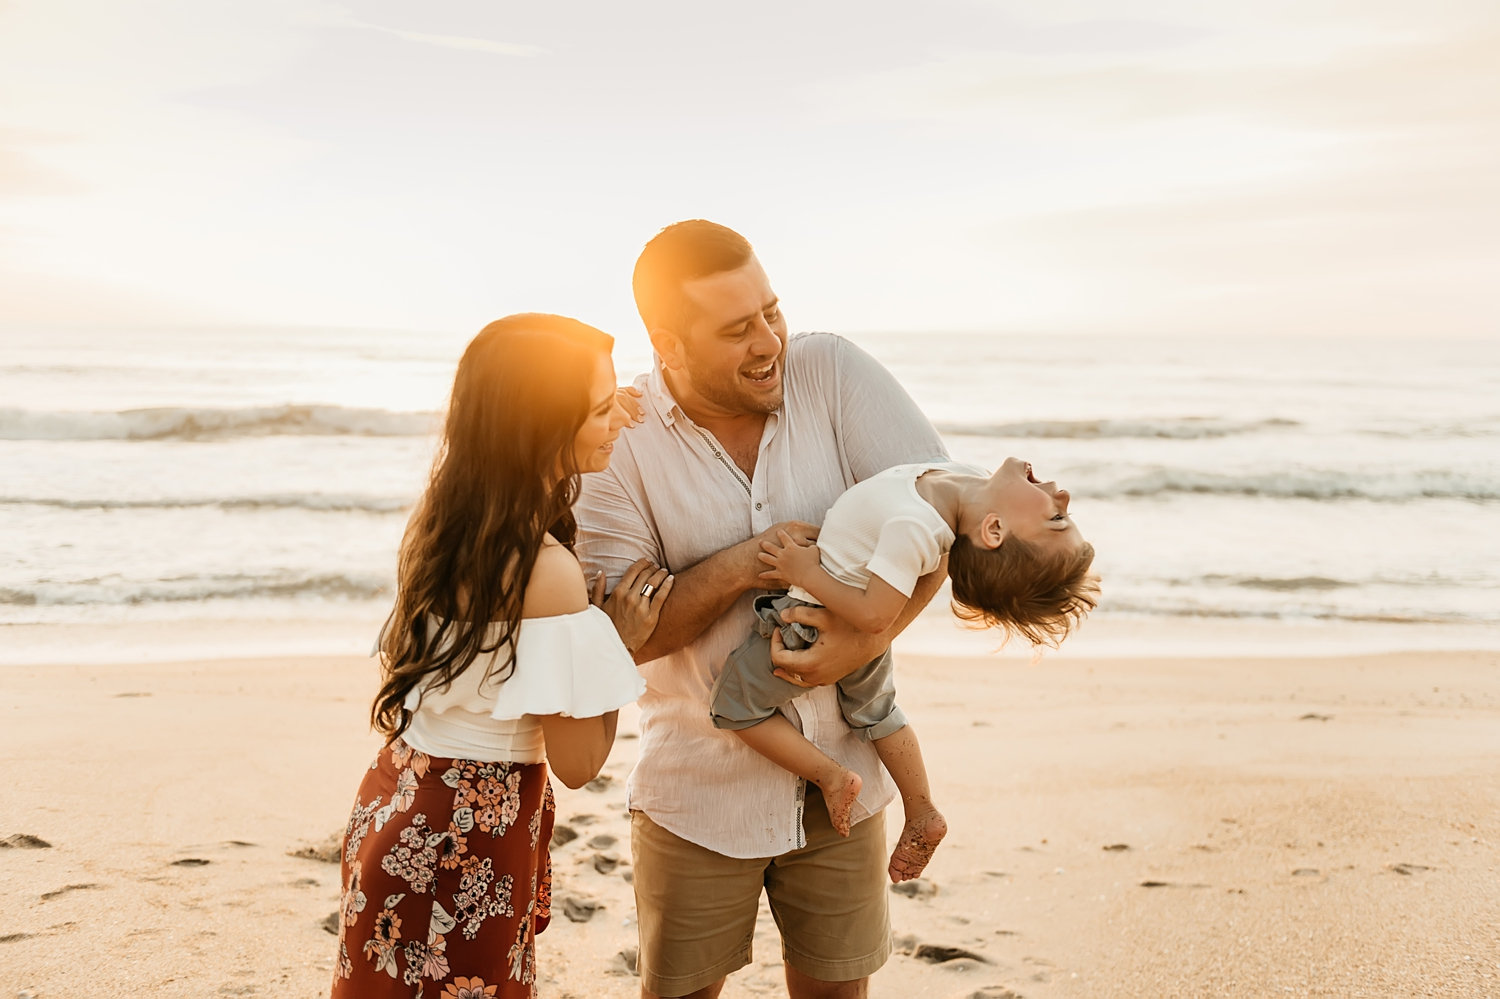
<box><xmin>1054</xmin><ymin>488</ymin><xmax>1070</xmax><ymax>511</ymax></box>
<box><xmin>750</xmin><ymin>317</ymin><xmax>780</xmax><ymax>355</ymax></box>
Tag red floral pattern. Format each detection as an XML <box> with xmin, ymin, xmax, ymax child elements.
<box><xmin>331</xmin><ymin>740</ymin><xmax>554</xmax><ymax>998</ymax></box>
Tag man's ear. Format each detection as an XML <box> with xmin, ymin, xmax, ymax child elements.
<box><xmin>649</xmin><ymin>327</ymin><xmax>686</xmax><ymax>371</ymax></box>
<box><xmin>976</xmin><ymin>512</ymin><xmax>1007</xmax><ymax>551</ymax></box>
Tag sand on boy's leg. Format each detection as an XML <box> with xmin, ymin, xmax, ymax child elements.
<box><xmin>871</xmin><ymin>724</ymin><xmax>947</xmax><ymax>882</ymax></box>
<box><xmin>734</xmin><ymin>715</ymin><xmax>863</xmax><ymax>837</ymax></box>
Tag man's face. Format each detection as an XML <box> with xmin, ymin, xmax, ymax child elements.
<box><xmin>666</xmin><ymin>256</ymin><xmax>788</xmax><ymax>417</ymax></box>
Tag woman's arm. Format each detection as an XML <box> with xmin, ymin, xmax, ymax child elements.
<box><xmin>539</xmin><ymin>711</ymin><xmax>619</xmax><ymax>789</ymax></box>
<box><xmin>522</xmin><ymin>542</ymin><xmax>622</xmax><ymax>789</ymax></box>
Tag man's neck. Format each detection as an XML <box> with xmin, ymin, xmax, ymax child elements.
<box><xmin>662</xmin><ymin>367</ymin><xmax>770</xmax><ymax>477</ymax></box>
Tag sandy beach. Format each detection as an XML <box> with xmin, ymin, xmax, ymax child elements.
<box><xmin>3</xmin><ymin>642</ymin><xmax>1498</xmax><ymax>998</ymax></box>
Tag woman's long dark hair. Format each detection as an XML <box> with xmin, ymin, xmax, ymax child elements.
<box><xmin>371</xmin><ymin>313</ymin><xmax>614</xmax><ymax>740</ymax></box>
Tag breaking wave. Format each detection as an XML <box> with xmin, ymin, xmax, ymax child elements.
<box><xmin>936</xmin><ymin>417</ymin><xmax>1300</xmax><ymax>440</ymax></box>
<box><xmin>0</xmin><ymin>405</ymin><xmax>438</xmax><ymax>442</ymax></box>
<box><xmin>0</xmin><ymin>493</ymin><xmax>411</xmax><ymax>513</ymax></box>
<box><xmin>0</xmin><ymin>572</ymin><xmax>390</xmax><ymax>607</ymax></box>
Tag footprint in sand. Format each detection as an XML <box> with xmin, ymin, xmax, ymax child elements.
<box><xmin>287</xmin><ymin>832</ymin><xmax>342</xmax><ymax>863</ymax></box>
<box><xmin>558</xmin><ymin>893</ymin><xmax>601</xmax><ymax>923</ymax></box>
<box><xmin>1</xmin><ymin>834</ymin><xmax>52</xmax><ymax>849</ymax></box>
<box><xmin>889</xmin><ymin>878</ymin><xmax>937</xmax><ymax>899</ymax></box>
<box><xmin>40</xmin><ymin>883</ymin><xmax>101</xmax><ymax>901</ymax></box>
<box><xmin>911</xmin><ymin>942</ymin><xmax>990</xmax><ymax>964</ymax></box>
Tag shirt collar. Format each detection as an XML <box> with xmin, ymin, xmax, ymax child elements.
<box><xmin>644</xmin><ymin>356</ymin><xmax>682</xmax><ymax>428</ymax></box>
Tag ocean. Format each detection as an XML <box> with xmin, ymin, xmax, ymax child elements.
<box><xmin>3</xmin><ymin>324</ymin><xmax>1498</xmax><ymax>659</ymax></box>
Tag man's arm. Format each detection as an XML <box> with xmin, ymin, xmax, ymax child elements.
<box><xmin>770</xmin><ymin>556</ymin><xmax>947</xmax><ymax>687</ymax></box>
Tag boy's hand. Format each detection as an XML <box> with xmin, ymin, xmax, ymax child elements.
<box><xmin>757</xmin><ymin>529</ymin><xmax>821</xmax><ymax>589</ymax></box>
<box><xmin>743</xmin><ymin>521</ymin><xmax>816</xmax><ymax>589</ymax></box>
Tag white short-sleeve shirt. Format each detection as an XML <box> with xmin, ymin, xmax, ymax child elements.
<box><xmin>575</xmin><ymin>332</ymin><xmax>948</xmax><ymax>858</ymax></box>
<box><xmin>399</xmin><ymin>606</ymin><xmax>645</xmax><ymax>763</ymax></box>
<box><xmin>787</xmin><ymin>460</ymin><xmax>984</xmax><ymax>604</ymax></box>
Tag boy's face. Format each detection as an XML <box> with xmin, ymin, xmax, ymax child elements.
<box><xmin>973</xmin><ymin>457</ymin><xmax>1087</xmax><ymax>554</ymax></box>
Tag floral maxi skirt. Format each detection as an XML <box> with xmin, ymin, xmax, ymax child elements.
<box><xmin>331</xmin><ymin>739</ymin><xmax>555</xmax><ymax>999</ymax></box>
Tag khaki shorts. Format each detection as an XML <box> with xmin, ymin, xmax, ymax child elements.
<box><xmin>629</xmin><ymin>788</ymin><xmax>891</xmax><ymax>997</ymax></box>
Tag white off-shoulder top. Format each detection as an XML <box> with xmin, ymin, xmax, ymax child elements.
<box><xmin>399</xmin><ymin>606</ymin><xmax>645</xmax><ymax>764</ymax></box>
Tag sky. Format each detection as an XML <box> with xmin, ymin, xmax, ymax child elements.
<box><xmin>1</xmin><ymin>0</ymin><xmax>1497</xmax><ymax>342</ymax></box>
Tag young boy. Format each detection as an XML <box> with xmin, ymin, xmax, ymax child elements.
<box><xmin>709</xmin><ymin>457</ymin><xmax>1098</xmax><ymax>882</ymax></box>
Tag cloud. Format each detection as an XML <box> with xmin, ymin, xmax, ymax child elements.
<box><xmin>0</xmin><ymin>130</ymin><xmax>83</xmax><ymax>197</ymax></box>
<box><xmin>323</xmin><ymin>10</ymin><xmax>548</xmax><ymax>57</ymax></box>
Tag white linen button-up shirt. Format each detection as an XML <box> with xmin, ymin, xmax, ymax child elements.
<box><xmin>575</xmin><ymin>332</ymin><xmax>948</xmax><ymax>859</ymax></box>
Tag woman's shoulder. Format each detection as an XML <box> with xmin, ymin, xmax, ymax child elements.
<box><xmin>520</xmin><ymin>540</ymin><xmax>589</xmax><ymax>619</ymax></box>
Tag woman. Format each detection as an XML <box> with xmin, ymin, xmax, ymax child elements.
<box><xmin>332</xmin><ymin>314</ymin><xmax>668</xmax><ymax>998</ymax></box>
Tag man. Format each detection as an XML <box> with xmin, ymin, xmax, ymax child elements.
<box><xmin>576</xmin><ymin>220</ymin><xmax>948</xmax><ymax>999</ymax></box>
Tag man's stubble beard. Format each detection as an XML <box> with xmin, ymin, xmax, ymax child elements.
<box><xmin>682</xmin><ymin>353</ymin><xmax>784</xmax><ymax>417</ymax></box>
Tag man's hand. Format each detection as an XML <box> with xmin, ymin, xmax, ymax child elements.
<box><xmin>769</xmin><ymin>604</ymin><xmax>885</xmax><ymax>688</ymax></box>
<box><xmin>757</xmin><ymin>529</ymin><xmax>821</xmax><ymax>590</ymax></box>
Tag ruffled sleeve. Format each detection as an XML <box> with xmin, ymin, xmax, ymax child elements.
<box><xmin>487</xmin><ymin>606</ymin><xmax>645</xmax><ymax>720</ymax></box>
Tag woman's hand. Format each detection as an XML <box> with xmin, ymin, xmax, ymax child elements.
<box><xmin>591</xmin><ymin>557</ymin><xmax>673</xmax><ymax>653</ymax></box>
<box><xmin>615</xmin><ymin>385</ymin><xmax>646</xmax><ymax>425</ymax></box>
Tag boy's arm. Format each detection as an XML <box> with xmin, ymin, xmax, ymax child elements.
<box><xmin>759</xmin><ymin>530</ymin><xmax>906</xmax><ymax>634</ymax></box>
<box><xmin>770</xmin><ymin>557</ymin><xmax>947</xmax><ymax>687</ymax></box>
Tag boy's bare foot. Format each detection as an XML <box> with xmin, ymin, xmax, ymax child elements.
<box><xmin>888</xmin><ymin>807</ymin><xmax>947</xmax><ymax>882</ymax></box>
<box><xmin>819</xmin><ymin>769</ymin><xmax>863</xmax><ymax>837</ymax></box>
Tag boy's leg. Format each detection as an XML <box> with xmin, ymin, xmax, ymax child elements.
<box><xmin>734</xmin><ymin>716</ymin><xmax>863</xmax><ymax>837</ymax></box>
<box><xmin>833</xmin><ymin>649</ymin><xmax>947</xmax><ymax>882</ymax></box>
<box><xmin>870</xmin><ymin>726</ymin><xmax>947</xmax><ymax>883</ymax></box>
<box><xmin>711</xmin><ymin>602</ymin><xmax>863</xmax><ymax>836</ymax></box>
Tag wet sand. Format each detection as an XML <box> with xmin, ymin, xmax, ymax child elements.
<box><xmin>2</xmin><ymin>647</ymin><xmax>1498</xmax><ymax>997</ymax></box>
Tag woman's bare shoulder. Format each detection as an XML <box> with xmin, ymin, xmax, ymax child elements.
<box><xmin>521</xmin><ymin>540</ymin><xmax>589</xmax><ymax>618</ymax></box>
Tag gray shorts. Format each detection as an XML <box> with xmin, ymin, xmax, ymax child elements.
<box><xmin>709</xmin><ymin>593</ymin><xmax>907</xmax><ymax>741</ymax></box>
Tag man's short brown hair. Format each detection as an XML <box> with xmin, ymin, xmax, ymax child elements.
<box><xmin>632</xmin><ymin>220</ymin><xmax>754</xmax><ymax>332</ymax></box>
<box><xmin>948</xmin><ymin>534</ymin><xmax>1099</xmax><ymax>647</ymax></box>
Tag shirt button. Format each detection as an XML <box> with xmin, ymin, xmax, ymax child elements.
<box><xmin>755</xmin><ymin>502</ymin><xmax>763</xmax><ymax>511</ymax></box>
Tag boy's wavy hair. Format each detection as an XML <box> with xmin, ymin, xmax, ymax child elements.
<box><xmin>948</xmin><ymin>534</ymin><xmax>1100</xmax><ymax>647</ymax></box>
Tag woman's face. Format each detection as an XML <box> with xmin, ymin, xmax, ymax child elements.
<box><xmin>571</xmin><ymin>353</ymin><xmax>628</xmax><ymax>474</ymax></box>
